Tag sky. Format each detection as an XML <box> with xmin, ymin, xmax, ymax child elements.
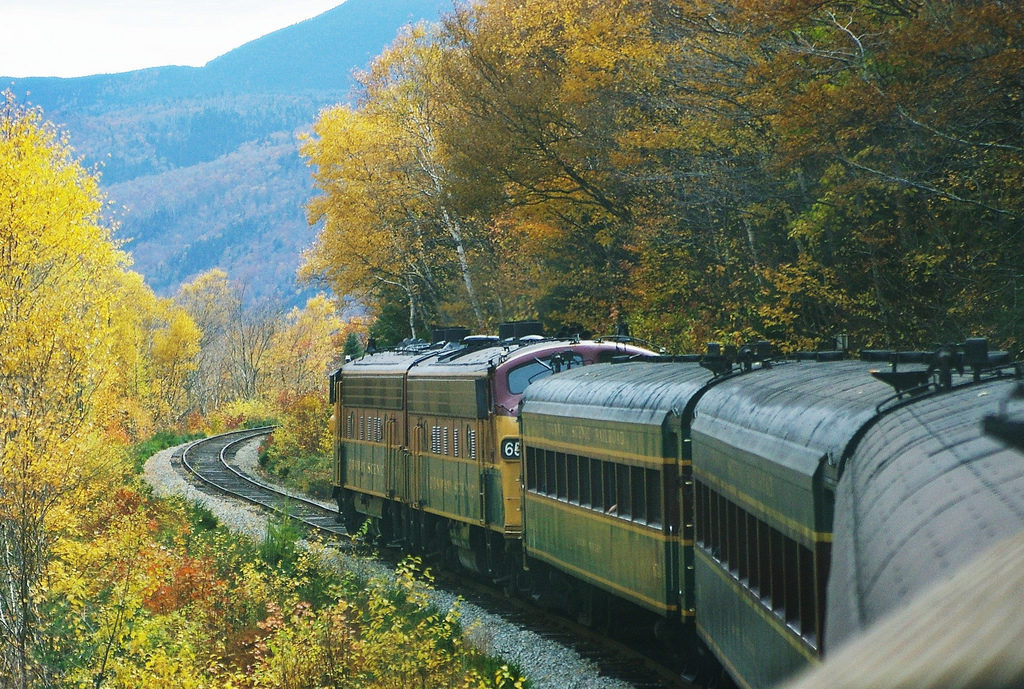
<box><xmin>1</xmin><ymin>0</ymin><xmax>347</xmax><ymax>78</ymax></box>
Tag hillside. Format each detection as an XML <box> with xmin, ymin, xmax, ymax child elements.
<box><xmin>3</xmin><ymin>0</ymin><xmax>452</xmax><ymax>304</ymax></box>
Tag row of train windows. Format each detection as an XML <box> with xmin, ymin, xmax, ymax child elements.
<box><xmin>695</xmin><ymin>482</ymin><xmax>823</xmax><ymax>648</ymax></box>
<box><xmin>524</xmin><ymin>447</ymin><xmax>663</xmax><ymax>527</ymax></box>
<box><xmin>344</xmin><ymin>413</ymin><xmax>478</xmax><ymax>460</ymax></box>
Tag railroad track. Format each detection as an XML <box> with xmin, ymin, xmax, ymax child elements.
<box><xmin>173</xmin><ymin>429</ymin><xmax>695</xmax><ymax>688</ymax></box>
<box><xmin>178</xmin><ymin>427</ymin><xmax>347</xmax><ymax>539</ymax></box>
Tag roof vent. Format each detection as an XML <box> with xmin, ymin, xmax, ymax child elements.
<box><xmin>499</xmin><ymin>320</ymin><xmax>544</xmax><ymax>341</ymax></box>
<box><xmin>432</xmin><ymin>326</ymin><xmax>471</xmax><ymax>344</ymax></box>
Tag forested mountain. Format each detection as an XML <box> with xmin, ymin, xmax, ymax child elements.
<box><xmin>3</xmin><ymin>0</ymin><xmax>451</xmax><ymax>303</ymax></box>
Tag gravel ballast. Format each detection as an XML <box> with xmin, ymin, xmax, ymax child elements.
<box><xmin>143</xmin><ymin>439</ymin><xmax>638</xmax><ymax>689</ymax></box>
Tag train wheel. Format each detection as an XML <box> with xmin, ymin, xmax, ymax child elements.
<box><xmin>339</xmin><ymin>492</ymin><xmax>365</xmax><ymax>535</ymax></box>
<box><xmin>372</xmin><ymin>504</ymin><xmax>396</xmax><ymax>546</ymax></box>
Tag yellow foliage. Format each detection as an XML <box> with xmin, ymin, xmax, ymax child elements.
<box><xmin>266</xmin><ymin>294</ymin><xmax>344</xmax><ymax>399</ymax></box>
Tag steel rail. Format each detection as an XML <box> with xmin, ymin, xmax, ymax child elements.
<box><xmin>179</xmin><ymin>428</ymin><xmax>347</xmax><ymax>539</ymax></box>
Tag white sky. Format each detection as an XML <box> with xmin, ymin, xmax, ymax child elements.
<box><xmin>1</xmin><ymin>0</ymin><xmax>347</xmax><ymax>78</ymax></box>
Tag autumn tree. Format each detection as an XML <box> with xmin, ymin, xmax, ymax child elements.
<box><xmin>175</xmin><ymin>269</ymin><xmax>238</xmax><ymax>415</ymax></box>
<box><xmin>0</xmin><ymin>92</ymin><xmax>130</xmax><ymax>687</ymax></box>
<box><xmin>101</xmin><ymin>271</ymin><xmax>201</xmax><ymax>439</ymax></box>
<box><xmin>302</xmin><ymin>105</ymin><xmax>434</xmax><ymax>338</ymax></box>
<box><xmin>304</xmin><ymin>24</ymin><xmax>509</xmax><ymax>337</ymax></box>
<box><xmin>437</xmin><ymin>0</ymin><xmax>655</xmax><ymax>331</ymax></box>
<box><xmin>304</xmin><ymin>1</ymin><xmax>1021</xmax><ymax>353</ymax></box>
<box><xmin>266</xmin><ymin>294</ymin><xmax>344</xmax><ymax>398</ymax></box>
<box><xmin>739</xmin><ymin>0</ymin><xmax>1024</xmax><ymax>349</ymax></box>
<box><xmin>149</xmin><ymin>304</ymin><xmax>202</xmax><ymax>425</ymax></box>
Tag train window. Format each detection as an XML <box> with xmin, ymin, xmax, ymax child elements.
<box><xmin>757</xmin><ymin>521</ymin><xmax>771</xmax><ymax>602</ymax></box>
<box><xmin>704</xmin><ymin>489</ymin><xmax>717</xmax><ymax>556</ymax></box>
<box><xmin>799</xmin><ymin>545</ymin><xmax>816</xmax><ymax>644</ymax></box>
<box><xmin>720</xmin><ymin>495</ymin><xmax>729</xmax><ymax>565</ymax></box>
<box><xmin>506</xmin><ymin>353</ymin><xmax>585</xmax><ymax>394</ymax></box>
<box><xmin>784</xmin><ymin>538</ymin><xmax>800</xmax><ymax>627</ymax></box>
<box><xmin>579</xmin><ymin>458</ymin><xmax>592</xmax><ymax>506</ymax></box>
<box><xmin>631</xmin><ymin>466</ymin><xmax>645</xmax><ymax>522</ymax></box>
<box><xmin>603</xmin><ymin>462</ymin><xmax>617</xmax><ymax>513</ymax></box>
<box><xmin>554</xmin><ymin>452</ymin><xmax>566</xmax><ymax>498</ymax></box>
<box><xmin>730</xmin><ymin>502</ymin><xmax>744</xmax><ymax>576</ymax></box>
<box><xmin>726</xmin><ymin>501</ymin><xmax>738</xmax><ymax>573</ymax></box>
<box><xmin>770</xmin><ymin>528</ymin><xmax>785</xmax><ymax>614</ymax></box>
<box><xmin>590</xmin><ymin>459</ymin><xmax>602</xmax><ymax>510</ymax></box>
<box><xmin>545</xmin><ymin>451</ymin><xmax>557</xmax><ymax>497</ymax></box>
<box><xmin>616</xmin><ymin>465</ymin><xmax>631</xmax><ymax>518</ymax></box>
<box><xmin>695</xmin><ymin>483</ymin><xmax>824</xmax><ymax>650</ymax></box>
<box><xmin>695</xmin><ymin>483</ymin><xmax>707</xmax><ymax>544</ymax></box>
<box><xmin>646</xmin><ymin>469</ymin><xmax>662</xmax><ymax>527</ymax></box>
<box><xmin>744</xmin><ymin>513</ymin><xmax>757</xmax><ymax>587</ymax></box>
<box><xmin>567</xmin><ymin>455</ymin><xmax>579</xmax><ymax>503</ymax></box>
<box><xmin>525</xmin><ymin>447</ymin><xmax>538</xmax><ymax>491</ymax></box>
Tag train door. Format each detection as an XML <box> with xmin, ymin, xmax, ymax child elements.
<box><xmin>395</xmin><ymin>415</ymin><xmax>419</xmax><ymax>503</ymax></box>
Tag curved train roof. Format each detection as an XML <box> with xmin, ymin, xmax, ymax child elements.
<box><xmin>826</xmin><ymin>375</ymin><xmax>1024</xmax><ymax>649</ymax></box>
<box><xmin>520</xmin><ymin>360</ymin><xmax>711</xmax><ymax>428</ymax></box>
<box><xmin>342</xmin><ymin>338</ymin><xmax>651</xmax><ymax>378</ymax></box>
<box><xmin>339</xmin><ymin>345</ymin><xmax>447</xmax><ymax>374</ymax></box>
<box><xmin>692</xmin><ymin>360</ymin><xmax>899</xmax><ymax>470</ymax></box>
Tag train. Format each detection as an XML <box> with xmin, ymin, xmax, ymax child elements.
<box><xmin>329</xmin><ymin>322</ymin><xmax>1024</xmax><ymax>689</ymax></box>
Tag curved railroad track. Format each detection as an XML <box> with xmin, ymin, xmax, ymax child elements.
<box><xmin>172</xmin><ymin>429</ymin><xmax>694</xmax><ymax>688</ymax></box>
<box><xmin>178</xmin><ymin>427</ymin><xmax>348</xmax><ymax>539</ymax></box>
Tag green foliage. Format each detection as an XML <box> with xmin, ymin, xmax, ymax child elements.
<box><xmin>261</xmin><ymin>447</ymin><xmax>334</xmax><ymax>500</ymax></box>
<box><xmin>186</xmin><ymin>502</ymin><xmax>220</xmax><ymax>533</ymax></box>
<box><xmin>368</xmin><ymin>285</ymin><xmax>427</xmax><ymax>347</ymax></box>
<box><xmin>258</xmin><ymin>511</ymin><xmax>303</xmax><ymax>570</ymax></box>
<box><xmin>129</xmin><ymin>430</ymin><xmax>204</xmax><ymax>474</ymax></box>
<box><xmin>344</xmin><ymin>331</ymin><xmax>365</xmax><ymax>358</ymax></box>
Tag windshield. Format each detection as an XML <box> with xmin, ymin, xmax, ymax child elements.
<box><xmin>506</xmin><ymin>352</ymin><xmax>583</xmax><ymax>395</ymax></box>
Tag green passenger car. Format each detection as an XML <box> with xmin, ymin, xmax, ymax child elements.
<box><xmin>519</xmin><ymin>361</ymin><xmax>713</xmax><ymax>620</ymax></box>
<box><xmin>690</xmin><ymin>361</ymin><xmax>896</xmax><ymax>689</ymax></box>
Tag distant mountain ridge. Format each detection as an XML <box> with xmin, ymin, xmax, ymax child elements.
<box><xmin>4</xmin><ymin>0</ymin><xmax>452</xmax><ymax>304</ymax></box>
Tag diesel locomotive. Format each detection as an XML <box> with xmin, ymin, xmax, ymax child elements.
<box><xmin>328</xmin><ymin>322</ymin><xmax>654</xmax><ymax>575</ymax></box>
<box><xmin>330</xmin><ymin>327</ymin><xmax>1024</xmax><ymax>689</ymax></box>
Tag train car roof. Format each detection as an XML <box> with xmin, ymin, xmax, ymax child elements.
<box><xmin>692</xmin><ymin>359</ymin><xmax>898</xmax><ymax>473</ymax></box>
<box><xmin>343</xmin><ymin>338</ymin><xmax>653</xmax><ymax>379</ymax></box>
<box><xmin>340</xmin><ymin>347</ymin><xmax>442</xmax><ymax>375</ymax></box>
<box><xmin>414</xmin><ymin>338</ymin><xmax>652</xmax><ymax>374</ymax></box>
<box><xmin>826</xmin><ymin>375</ymin><xmax>1024</xmax><ymax>649</ymax></box>
<box><xmin>520</xmin><ymin>360</ymin><xmax>712</xmax><ymax>428</ymax></box>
